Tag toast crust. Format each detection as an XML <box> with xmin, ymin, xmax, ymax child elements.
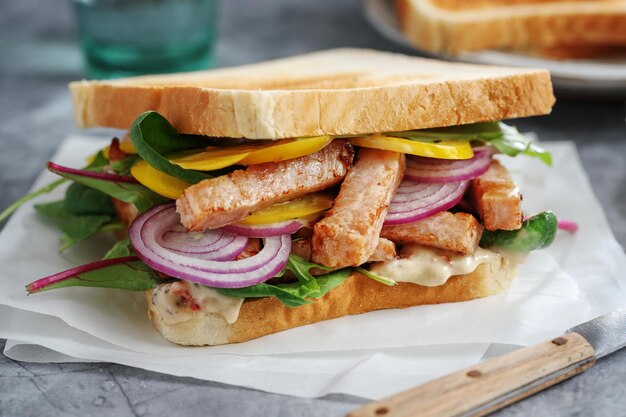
<box><xmin>70</xmin><ymin>49</ymin><xmax>554</xmax><ymax>139</ymax></box>
<box><xmin>146</xmin><ymin>253</ymin><xmax>518</xmax><ymax>346</ymax></box>
<box><xmin>396</xmin><ymin>0</ymin><xmax>626</xmax><ymax>54</ymax></box>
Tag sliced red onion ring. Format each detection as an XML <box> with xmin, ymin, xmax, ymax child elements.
<box><xmin>48</xmin><ymin>161</ymin><xmax>139</xmax><ymax>183</ymax></box>
<box><xmin>221</xmin><ymin>219</ymin><xmax>304</xmax><ymax>237</ymax></box>
<box><xmin>384</xmin><ymin>180</ymin><xmax>469</xmax><ymax>225</ymax></box>
<box><xmin>403</xmin><ymin>149</ymin><xmax>492</xmax><ymax>183</ymax></box>
<box><xmin>129</xmin><ymin>203</ymin><xmax>291</xmax><ymax>288</ymax></box>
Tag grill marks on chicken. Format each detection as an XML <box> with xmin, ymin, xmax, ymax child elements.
<box><xmin>381</xmin><ymin>211</ymin><xmax>482</xmax><ymax>255</ymax></box>
<box><xmin>176</xmin><ymin>140</ymin><xmax>354</xmax><ymax>231</ymax></box>
<box><xmin>469</xmin><ymin>160</ymin><xmax>522</xmax><ymax>231</ymax></box>
<box><xmin>311</xmin><ymin>149</ymin><xmax>405</xmax><ymax>268</ymax></box>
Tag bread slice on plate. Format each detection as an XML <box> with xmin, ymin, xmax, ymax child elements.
<box><xmin>147</xmin><ymin>256</ymin><xmax>519</xmax><ymax>346</ymax></box>
<box><xmin>395</xmin><ymin>0</ymin><xmax>626</xmax><ymax>55</ymax></box>
<box><xmin>70</xmin><ymin>48</ymin><xmax>553</xmax><ymax>139</ymax></box>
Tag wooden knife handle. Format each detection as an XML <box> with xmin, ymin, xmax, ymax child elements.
<box><xmin>348</xmin><ymin>332</ymin><xmax>596</xmax><ymax>417</ymax></box>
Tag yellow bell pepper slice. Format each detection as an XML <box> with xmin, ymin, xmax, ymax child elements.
<box><xmin>169</xmin><ymin>145</ymin><xmax>257</xmax><ymax>171</ymax></box>
<box><xmin>131</xmin><ymin>160</ymin><xmax>191</xmax><ymax>199</ymax></box>
<box><xmin>239</xmin><ymin>136</ymin><xmax>332</xmax><ymax>165</ymax></box>
<box><xmin>239</xmin><ymin>192</ymin><xmax>334</xmax><ymax>225</ymax></box>
<box><xmin>170</xmin><ymin>136</ymin><xmax>333</xmax><ymax>171</ymax></box>
<box><xmin>349</xmin><ymin>134</ymin><xmax>474</xmax><ymax>160</ymax></box>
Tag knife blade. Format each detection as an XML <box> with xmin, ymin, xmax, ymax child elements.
<box><xmin>568</xmin><ymin>307</ymin><xmax>626</xmax><ymax>359</ymax></box>
<box><xmin>348</xmin><ymin>307</ymin><xmax>626</xmax><ymax>417</ymax></box>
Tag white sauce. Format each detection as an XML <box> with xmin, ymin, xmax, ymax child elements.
<box><xmin>152</xmin><ymin>282</ymin><xmax>244</xmax><ymax>325</ymax></box>
<box><xmin>369</xmin><ymin>245</ymin><xmax>501</xmax><ymax>286</ymax></box>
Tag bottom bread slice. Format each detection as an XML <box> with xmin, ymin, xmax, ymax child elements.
<box><xmin>146</xmin><ymin>254</ymin><xmax>519</xmax><ymax>346</ymax></box>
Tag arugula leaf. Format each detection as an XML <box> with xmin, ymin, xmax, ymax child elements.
<box><xmin>215</xmin><ymin>268</ymin><xmax>352</xmax><ymax>308</ymax></box>
<box><xmin>59</xmin><ymin>215</ymin><xmax>124</xmax><ymax>252</ymax></box>
<box><xmin>284</xmin><ymin>254</ymin><xmax>333</xmax><ymax>293</ymax></box>
<box><xmin>0</xmin><ymin>178</ymin><xmax>67</xmax><ymax>223</ymax></box>
<box><xmin>355</xmin><ymin>267</ymin><xmax>397</xmax><ymax>286</ymax></box>
<box><xmin>130</xmin><ymin>111</ymin><xmax>212</xmax><ymax>184</ymax></box>
<box><xmin>49</xmin><ymin>167</ymin><xmax>168</xmax><ymax>213</ymax></box>
<box><xmin>28</xmin><ymin>259</ymin><xmax>161</xmax><ymax>293</ymax></box>
<box><xmin>486</xmin><ymin>124</ymin><xmax>552</xmax><ymax>166</ymax></box>
<box><xmin>104</xmin><ymin>238</ymin><xmax>134</xmax><ymax>259</ymax></box>
<box><xmin>64</xmin><ymin>183</ymin><xmax>116</xmax><ymax>216</ymax></box>
<box><xmin>388</xmin><ymin>122</ymin><xmax>552</xmax><ymax>166</ymax></box>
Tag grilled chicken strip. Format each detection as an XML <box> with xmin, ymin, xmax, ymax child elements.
<box><xmin>312</xmin><ymin>149</ymin><xmax>405</xmax><ymax>268</ymax></box>
<box><xmin>292</xmin><ymin>237</ymin><xmax>397</xmax><ymax>264</ymax></box>
<box><xmin>381</xmin><ymin>211</ymin><xmax>483</xmax><ymax>255</ymax></box>
<box><xmin>469</xmin><ymin>160</ymin><xmax>522</xmax><ymax>231</ymax></box>
<box><xmin>177</xmin><ymin>140</ymin><xmax>354</xmax><ymax>231</ymax></box>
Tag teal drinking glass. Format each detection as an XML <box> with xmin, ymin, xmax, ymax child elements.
<box><xmin>72</xmin><ymin>0</ymin><xmax>219</xmax><ymax>79</ymax></box>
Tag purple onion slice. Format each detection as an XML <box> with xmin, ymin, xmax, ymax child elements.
<box><xmin>129</xmin><ymin>203</ymin><xmax>291</xmax><ymax>288</ymax></box>
<box><xmin>403</xmin><ymin>149</ymin><xmax>492</xmax><ymax>183</ymax></box>
<box><xmin>384</xmin><ymin>180</ymin><xmax>469</xmax><ymax>226</ymax></box>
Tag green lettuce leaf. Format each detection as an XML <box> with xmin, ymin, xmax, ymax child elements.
<box><xmin>130</xmin><ymin>111</ymin><xmax>212</xmax><ymax>184</ymax></box>
<box><xmin>388</xmin><ymin>122</ymin><xmax>552</xmax><ymax>166</ymax></box>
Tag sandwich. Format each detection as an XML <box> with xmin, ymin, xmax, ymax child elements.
<box><xmin>12</xmin><ymin>49</ymin><xmax>561</xmax><ymax>346</ymax></box>
<box><xmin>395</xmin><ymin>0</ymin><xmax>626</xmax><ymax>56</ymax></box>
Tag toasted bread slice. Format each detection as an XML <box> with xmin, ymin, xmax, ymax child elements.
<box><xmin>70</xmin><ymin>48</ymin><xmax>554</xmax><ymax>139</ymax></box>
<box><xmin>396</xmin><ymin>0</ymin><xmax>626</xmax><ymax>54</ymax></box>
<box><xmin>146</xmin><ymin>253</ymin><xmax>519</xmax><ymax>346</ymax></box>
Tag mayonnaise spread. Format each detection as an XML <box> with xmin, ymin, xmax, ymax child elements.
<box><xmin>369</xmin><ymin>245</ymin><xmax>501</xmax><ymax>286</ymax></box>
<box><xmin>152</xmin><ymin>282</ymin><xmax>244</xmax><ymax>325</ymax></box>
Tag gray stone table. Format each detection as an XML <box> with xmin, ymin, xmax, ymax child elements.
<box><xmin>1</xmin><ymin>1</ymin><xmax>625</xmax><ymax>416</ymax></box>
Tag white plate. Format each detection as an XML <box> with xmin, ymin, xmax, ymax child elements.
<box><xmin>362</xmin><ymin>0</ymin><xmax>626</xmax><ymax>96</ymax></box>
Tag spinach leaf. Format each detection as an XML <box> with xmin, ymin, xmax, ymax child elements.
<box><xmin>110</xmin><ymin>154</ymin><xmax>141</xmax><ymax>176</ymax></box>
<box><xmin>216</xmin><ymin>268</ymin><xmax>352</xmax><ymax>308</ymax></box>
<box><xmin>0</xmin><ymin>178</ymin><xmax>67</xmax><ymax>223</ymax></box>
<box><xmin>104</xmin><ymin>238</ymin><xmax>134</xmax><ymax>259</ymax></box>
<box><xmin>84</xmin><ymin>150</ymin><xmax>109</xmax><ymax>171</ymax></box>
<box><xmin>130</xmin><ymin>111</ymin><xmax>212</xmax><ymax>184</ymax></box>
<box><xmin>36</xmin><ymin>199</ymin><xmax>124</xmax><ymax>252</ymax></box>
<box><xmin>34</xmin><ymin>200</ymin><xmax>73</xmax><ymax>220</ymax></box>
<box><xmin>28</xmin><ymin>258</ymin><xmax>160</xmax><ymax>293</ymax></box>
<box><xmin>388</xmin><ymin>122</ymin><xmax>552</xmax><ymax>166</ymax></box>
<box><xmin>59</xmin><ymin>215</ymin><xmax>124</xmax><ymax>252</ymax></box>
<box><xmin>64</xmin><ymin>183</ymin><xmax>116</xmax><ymax>216</ymax></box>
<box><xmin>480</xmin><ymin>211</ymin><xmax>558</xmax><ymax>252</ymax></box>
<box><xmin>49</xmin><ymin>167</ymin><xmax>169</xmax><ymax>213</ymax></box>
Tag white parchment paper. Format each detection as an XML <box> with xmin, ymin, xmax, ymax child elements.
<box><xmin>1</xmin><ymin>137</ymin><xmax>625</xmax><ymax>398</ymax></box>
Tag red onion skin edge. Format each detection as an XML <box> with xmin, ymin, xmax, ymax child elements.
<box><xmin>403</xmin><ymin>151</ymin><xmax>491</xmax><ymax>183</ymax></box>
<box><xmin>47</xmin><ymin>161</ymin><xmax>140</xmax><ymax>184</ymax></box>
<box><xmin>383</xmin><ymin>191</ymin><xmax>465</xmax><ymax>226</ymax></box>
<box><xmin>26</xmin><ymin>256</ymin><xmax>139</xmax><ymax>294</ymax></box>
<box><xmin>221</xmin><ymin>220</ymin><xmax>303</xmax><ymax>238</ymax></box>
<box><xmin>403</xmin><ymin>163</ymin><xmax>490</xmax><ymax>183</ymax></box>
